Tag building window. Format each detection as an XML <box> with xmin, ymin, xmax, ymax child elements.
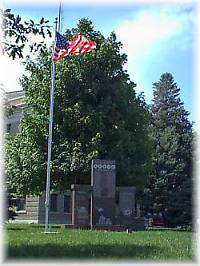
<box><xmin>14</xmin><ymin>198</ymin><xmax>26</xmax><ymax>212</ymax></box>
<box><xmin>6</xmin><ymin>123</ymin><xmax>11</xmax><ymax>133</ymax></box>
<box><xmin>50</xmin><ymin>194</ymin><xmax>58</xmax><ymax>212</ymax></box>
<box><xmin>64</xmin><ymin>195</ymin><xmax>70</xmax><ymax>213</ymax></box>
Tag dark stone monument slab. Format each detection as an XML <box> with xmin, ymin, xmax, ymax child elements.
<box><xmin>118</xmin><ymin>187</ymin><xmax>136</xmax><ymax>227</ymax></box>
<box><xmin>71</xmin><ymin>184</ymin><xmax>92</xmax><ymax>226</ymax></box>
<box><xmin>91</xmin><ymin>159</ymin><xmax>116</xmax><ymax>226</ymax></box>
<box><xmin>69</xmin><ymin>160</ymin><xmax>145</xmax><ymax>230</ymax></box>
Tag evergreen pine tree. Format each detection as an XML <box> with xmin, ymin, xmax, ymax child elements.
<box><xmin>150</xmin><ymin>73</ymin><xmax>193</xmax><ymax>226</ymax></box>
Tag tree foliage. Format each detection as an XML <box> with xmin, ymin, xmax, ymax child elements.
<box><xmin>5</xmin><ymin>18</ymin><xmax>152</xmax><ymax>196</ymax></box>
<box><xmin>2</xmin><ymin>8</ymin><xmax>52</xmax><ymax>59</ymax></box>
<box><xmin>148</xmin><ymin>73</ymin><xmax>193</xmax><ymax>226</ymax></box>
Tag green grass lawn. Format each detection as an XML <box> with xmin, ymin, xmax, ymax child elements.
<box><xmin>5</xmin><ymin>224</ymin><xmax>195</xmax><ymax>261</ymax></box>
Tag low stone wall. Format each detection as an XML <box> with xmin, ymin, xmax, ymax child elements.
<box><xmin>15</xmin><ymin>196</ymin><xmax>39</xmax><ymax>222</ymax></box>
<box><xmin>38</xmin><ymin>192</ymin><xmax>72</xmax><ymax>224</ymax></box>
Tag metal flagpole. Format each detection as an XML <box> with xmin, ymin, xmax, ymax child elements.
<box><xmin>58</xmin><ymin>2</ymin><xmax>62</xmax><ymax>33</ymax></box>
<box><xmin>44</xmin><ymin>6</ymin><xmax>61</xmax><ymax>233</ymax></box>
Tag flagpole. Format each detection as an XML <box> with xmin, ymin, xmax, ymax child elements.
<box><xmin>58</xmin><ymin>1</ymin><xmax>62</xmax><ymax>33</ymax></box>
<box><xmin>44</xmin><ymin>14</ymin><xmax>59</xmax><ymax>233</ymax></box>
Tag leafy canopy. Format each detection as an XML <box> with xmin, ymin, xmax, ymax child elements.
<box><xmin>5</xmin><ymin>18</ymin><xmax>152</xmax><ymax>196</ymax></box>
<box><xmin>2</xmin><ymin>8</ymin><xmax>52</xmax><ymax>59</ymax></box>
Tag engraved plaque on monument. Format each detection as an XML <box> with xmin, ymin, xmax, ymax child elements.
<box><xmin>71</xmin><ymin>184</ymin><xmax>91</xmax><ymax>226</ymax></box>
<box><xmin>91</xmin><ymin>159</ymin><xmax>116</xmax><ymax>226</ymax></box>
<box><xmin>118</xmin><ymin>187</ymin><xmax>136</xmax><ymax>227</ymax></box>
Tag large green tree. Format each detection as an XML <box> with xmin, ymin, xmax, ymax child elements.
<box><xmin>5</xmin><ymin>19</ymin><xmax>152</xmax><ymax>196</ymax></box>
<box><xmin>149</xmin><ymin>73</ymin><xmax>193</xmax><ymax>226</ymax></box>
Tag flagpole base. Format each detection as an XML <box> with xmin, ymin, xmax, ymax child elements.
<box><xmin>43</xmin><ymin>231</ymin><xmax>59</xmax><ymax>234</ymax></box>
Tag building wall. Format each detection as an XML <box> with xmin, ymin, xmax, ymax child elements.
<box><xmin>6</xmin><ymin>110</ymin><xmax>24</xmax><ymax>134</ymax></box>
<box><xmin>38</xmin><ymin>191</ymin><xmax>72</xmax><ymax>224</ymax></box>
<box><xmin>16</xmin><ymin>192</ymin><xmax>72</xmax><ymax>224</ymax></box>
<box><xmin>4</xmin><ymin>90</ymin><xmax>25</xmax><ymax>135</ymax></box>
<box><xmin>4</xmin><ymin>91</ymin><xmax>73</xmax><ymax>225</ymax></box>
<box><xmin>15</xmin><ymin>196</ymin><xmax>39</xmax><ymax>223</ymax></box>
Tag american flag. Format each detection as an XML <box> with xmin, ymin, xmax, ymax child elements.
<box><xmin>53</xmin><ymin>32</ymin><xmax>70</xmax><ymax>61</ymax></box>
<box><xmin>53</xmin><ymin>32</ymin><xmax>96</xmax><ymax>61</ymax></box>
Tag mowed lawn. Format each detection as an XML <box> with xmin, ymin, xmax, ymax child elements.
<box><xmin>5</xmin><ymin>224</ymin><xmax>195</xmax><ymax>261</ymax></box>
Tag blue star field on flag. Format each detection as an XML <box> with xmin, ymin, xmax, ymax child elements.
<box><xmin>53</xmin><ymin>32</ymin><xmax>70</xmax><ymax>61</ymax></box>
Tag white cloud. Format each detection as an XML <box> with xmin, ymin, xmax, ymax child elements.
<box><xmin>116</xmin><ymin>11</ymin><xmax>180</xmax><ymax>59</ymax></box>
<box><xmin>115</xmin><ymin>6</ymin><xmax>195</xmax><ymax>94</ymax></box>
<box><xmin>115</xmin><ymin>7</ymin><xmax>195</xmax><ymax>66</ymax></box>
<box><xmin>0</xmin><ymin>54</ymin><xmax>24</xmax><ymax>92</ymax></box>
<box><xmin>1</xmin><ymin>33</ymin><xmax>52</xmax><ymax>92</ymax></box>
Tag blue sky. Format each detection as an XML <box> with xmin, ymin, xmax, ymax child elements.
<box><xmin>2</xmin><ymin>1</ymin><xmax>197</xmax><ymax>123</ymax></box>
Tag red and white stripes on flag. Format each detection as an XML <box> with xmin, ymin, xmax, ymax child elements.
<box><xmin>53</xmin><ymin>32</ymin><xmax>96</xmax><ymax>61</ymax></box>
<box><xmin>70</xmin><ymin>33</ymin><xmax>96</xmax><ymax>55</ymax></box>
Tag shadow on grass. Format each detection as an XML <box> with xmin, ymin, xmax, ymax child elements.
<box><xmin>7</xmin><ymin>227</ymin><xmax>24</xmax><ymax>231</ymax></box>
<box><xmin>7</xmin><ymin>243</ymin><xmax>162</xmax><ymax>260</ymax></box>
<box><xmin>147</xmin><ymin>227</ymin><xmax>193</xmax><ymax>233</ymax></box>
<box><xmin>6</xmin><ymin>224</ymin><xmax>60</xmax><ymax>231</ymax></box>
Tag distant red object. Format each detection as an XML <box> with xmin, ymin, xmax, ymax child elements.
<box><xmin>152</xmin><ymin>216</ymin><xmax>167</xmax><ymax>226</ymax></box>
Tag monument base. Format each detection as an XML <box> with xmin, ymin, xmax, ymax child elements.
<box><xmin>61</xmin><ymin>219</ymin><xmax>146</xmax><ymax>231</ymax></box>
<box><xmin>61</xmin><ymin>224</ymin><xmax>126</xmax><ymax>232</ymax></box>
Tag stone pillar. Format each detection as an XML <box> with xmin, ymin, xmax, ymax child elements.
<box><xmin>71</xmin><ymin>184</ymin><xmax>92</xmax><ymax>226</ymax></box>
<box><xmin>118</xmin><ymin>186</ymin><xmax>136</xmax><ymax>227</ymax></box>
<box><xmin>91</xmin><ymin>159</ymin><xmax>116</xmax><ymax>226</ymax></box>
